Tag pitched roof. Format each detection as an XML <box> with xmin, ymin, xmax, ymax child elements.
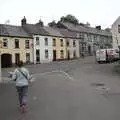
<box><xmin>43</xmin><ymin>26</ymin><xmax>64</xmax><ymax>37</ymax></box>
<box><xmin>61</xmin><ymin>22</ymin><xmax>112</xmax><ymax>36</ymax></box>
<box><xmin>22</xmin><ymin>24</ymin><xmax>49</xmax><ymax>36</ymax></box>
<box><xmin>57</xmin><ymin>28</ymin><xmax>77</xmax><ymax>38</ymax></box>
<box><xmin>0</xmin><ymin>24</ymin><xmax>31</xmax><ymax>38</ymax></box>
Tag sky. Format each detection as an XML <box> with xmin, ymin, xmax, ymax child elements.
<box><xmin>0</xmin><ymin>0</ymin><xmax>120</xmax><ymax>29</ymax></box>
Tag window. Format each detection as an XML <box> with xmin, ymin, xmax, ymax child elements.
<box><xmin>73</xmin><ymin>40</ymin><xmax>76</xmax><ymax>47</ymax></box>
<box><xmin>66</xmin><ymin>40</ymin><xmax>69</xmax><ymax>47</ymax></box>
<box><xmin>25</xmin><ymin>40</ymin><xmax>30</xmax><ymax>49</ymax></box>
<box><xmin>45</xmin><ymin>49</ymin><xmax>48</xmax><ymax>58</ymax></box>
<box><xmin>60</xmin><ymin>50</ymin><xmax>64</xmax><ymax>59</ymax></box>
<box><xmin>15</xmin><ymin>39</ymin><xmax>19</xmax><ymax>48</ymax></box>
<box><xmin>15</xmin><ymin>53</ymin><xmax>20</xmax><ymax>65</ymax></box>
<box><xmin>36</xmin><ymin>37</ymin><xmax>40</xmax><ymax>45</ymax></box>
<box><xmin>118</xmin><ymin>25</ymin><xmax>120</xmax><ymax>33</ymax></box>
<box><xmin>60</xmin><ymin>39</ymin><xmax>63</xmax><ymax>47</ymax></box>
<box><xmin>73</xmin><ymin>50</ymin><xmax>76</xmax><ymax>58</ymax></box>
<box><xmin>36</xmin><ymin>50</ymin><xmax>40</xmax><ymax>62</ymax></box>
<box><xmin>26</xmin><ymin>53</ymin><xmax>30</xmax><ymax>63</ymax></box>
<box><xmin>45</xmin><ymin>38</ymin><xmax>48</xmax><ymax>46</ymax></box>
<box><xmin>94</xmin><ymin>35</ymin><xmax>97</xmax><ymax>41</ymax></box>
<box><xmin>79</xmin><ymin>33</ymin><xmax>84</xmax><ymax>39</ymax></box>
<box><xmin>53</xmin><ymin>38</ymin><xmax>56</xmax><ymax>46</ymax></box>
<box><xmin>3</xmin><ymin>39</ymin><xmax>8</xmax><ymax>48</ymax></box>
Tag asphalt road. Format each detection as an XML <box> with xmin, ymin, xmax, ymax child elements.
<box><xmin>1</xmin><ymin>57</ymin><xmax>120</xmax><ymax>120</ymax></box>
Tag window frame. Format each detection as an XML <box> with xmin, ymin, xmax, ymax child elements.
<box><xmin>3</xmin><ymin>39</ymin><xmax>8</xmax><ymax>48</ymax></box>
<box><xmin>25</xmin><ymin>40</ymin><xmax>30</xmax><ymax>49</ymax></box>
<box><xmin>53</xmin><ymin>38</ymin><xmax>56</xmax><ymax>46</ymax></box>
<box><xmin>15</xmin><ymin>39</ymin><xmax>19</xmax><ymax>48</ymax></box>
<box><xmin>45</xmin><ymin>38</ymin><xmax>48</xmax><ymax>46</ymax></box>
<box><xmin>45</xmin><ymin>49</ymin><xmax>49</xmax><ymax>59</ymax></box>
<box><xmin>60</xmin><ymin>39</ymin><xmax>63</xmax><ymax>47</ymax></box>
<box><xmin>36</xmin><ymin>37</ymin><xmax>40</xmax><ymax>45</ymax></box>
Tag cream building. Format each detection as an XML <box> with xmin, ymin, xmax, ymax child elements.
<box><xmin>0</xmin><ymin>24</ymin><xmax>33</xmax><ymax>67</ymax></box>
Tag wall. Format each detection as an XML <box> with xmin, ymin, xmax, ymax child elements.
<box><xmin>33</xmin><ymin>35</ymin><xmax>53</xmax><ymax>63</ymax></box>
<box><xmin>0</xmin><ymin>36</ymin><xmax>33</xmax><ymax>64</ymax></box>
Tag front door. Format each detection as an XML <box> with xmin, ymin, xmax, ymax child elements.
<box><xmin>67</xmin><ymin>50</ymin><xmax>70</xmax><ymax>60</ymax></box>
<box><xmin>1</xmin><ymin>54</ymin><xmax>12</xmax><ymax>68</ymax></box>
<box><xmin>53</xmin><ymin>50</ymin><xmax>56</xmax><ymax>61</ymax></box>
<box><xmin>15</xmin><ymin>53</ymin><xmax>20</xmax><ymax>65</ymax></box>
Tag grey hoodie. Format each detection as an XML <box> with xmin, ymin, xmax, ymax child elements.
<box><xmin>12</xmin><ymin>67</ymin><xmax>30</xmax><ymax>87</ymax></box>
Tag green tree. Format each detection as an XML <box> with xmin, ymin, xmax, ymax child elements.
<box><xmin>59</xmin><ymin>14</ymin><xmax>79</xmax><ymax>25</ymax></box>
<box><xmin>48</xmin><ymin>20</ymin><xmax>57</xmax><ymax>27</ymax></box>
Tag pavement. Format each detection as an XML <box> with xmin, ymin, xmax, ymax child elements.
<box><xmin>1</xmin><ymin>56</ymin><xmax>120</xmax><ymax>120</ymax></box>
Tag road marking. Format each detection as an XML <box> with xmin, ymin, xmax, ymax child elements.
<box><xmin>32</xmin><ymin>70</ymin><xmax>74</xmax><ymax>81</ymax></box>
<box><xmin>1</xmin><ymin>70</ymin><xmax>74</xmax><ymax>83</ymax></box>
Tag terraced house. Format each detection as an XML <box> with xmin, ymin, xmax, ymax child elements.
<box><xmin>58</xmin><ymin>28</ymin><xmax>79</xmax><ymax>59</ymax></box>
<box><xmin>57</xmin><ymin>22</ymin><xmax>112</xmax><ymax>55</ymax></box>
<box><xmin>21</xmin><ymin>17</ymin><xmax>53</xmax><ymax>64</ymax></box>
<box><xmin>44</xmin><ymin>27</ymin><xmax>67</xmax><ymax>61</ymax></box>
<box><xmin>0</xmin><ymin>24</ymin><xmax>33</xmax><ymax>67</ymax></box>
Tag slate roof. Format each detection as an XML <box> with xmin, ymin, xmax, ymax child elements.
<box><xmin>57</xmin><ymin>28</ymin><xmax>77</xmax><ymax>38</ymax></box>
<box><xmin>43</xmin><ymin>26</ymin><xmax>64</xmax><ymax>37</ymax></box>
<box><xmin>0</xmin><ymin>24</ymin><xmax>31</xmax><ymax>38</ymax></box>
<box><xmin>44</xmin><ymin>26</ymin><xmax>78</xmax><ymax>38</ymax></box>
<box><xmin>22</xmin><ymin>24</ymin><xmax>49</xmax><ymax>36</ymax></box>
<box><xmin>61</xmin><ymin>22</ymin><xmax>112</xmax><ymax>37</ymax></box>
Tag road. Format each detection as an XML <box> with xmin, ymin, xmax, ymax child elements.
<box><xmin>1</xmin><ymin>56</ymin><xmax>120</xmax><ymax>120</ymax></box>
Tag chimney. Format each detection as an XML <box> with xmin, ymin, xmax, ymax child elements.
<box><xmin>96</xmin><ymin>26</ymin><xmax>101</xmax><ymax>30</ymax></box>
<box><xmin>21</xmin><ymin>16</ymin><xmax>27</xmax><ymax>26</ymax></box>
<box><xmin>36</xmin><ymin>19</ymin><xmax>44</xmax><ymax>27</ymax></box>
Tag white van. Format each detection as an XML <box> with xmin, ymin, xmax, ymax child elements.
<box><xmin>96</xmin><ymin>48</ymin><xmax>119</xmax><ymax>63</ymax></box>
<box><xmin>96</xmin><ymin>49</ymin><xmax>106</xmax><ymax>63</ymax></box>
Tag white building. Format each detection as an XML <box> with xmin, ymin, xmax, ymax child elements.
<box><xmin>112</xmin><ymin>16</ymin><xmax>120</xmax><ymax>49</ymax></box>
<box><xmin>33</xmin><ymin>35</ymin><xmax>53</xmax><ymax>64</ymax></box>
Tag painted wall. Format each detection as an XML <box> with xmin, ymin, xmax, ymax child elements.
<box><xmin>53</xmin><ymin>37</ymin><xmax>67</xmax><ymax>60</ymax></box>
<box><xmin>66</xmin><ymin>38</ymin><xmax>79</xmax><ymax>59</ymax></box>
<box><xmin>33</xmin><ymin>35</ymin><xmax>53</xmax><ymax>63</ymax></box>
<box><xmin>0</xmin><ymin>36</ymin><xmax>33</xmax><ymax>64</ymax></box>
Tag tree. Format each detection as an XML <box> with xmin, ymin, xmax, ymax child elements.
<box><xmin>48</xmin><ymin>20</ymin><xmax>57</xmax><ymax>27</ymax></box>
<box><xmin>105</xmin><ymin>28</ymin><xmax>111</xmax><ymax>32</ymax></box>
<box><xmin>59</xmin><ymin>14</ymin><xmax>79</xmax><ymax>25</ymax></box>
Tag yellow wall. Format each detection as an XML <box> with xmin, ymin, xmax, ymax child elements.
<box><xmin>0</xmin><ymin>36</ymin><xmax>33</xmax><ymax>63</ymax></box>
<box><xmin>53</xmin><ymin>37</ymin><xmax>67</xmax><ymax>60</ymax></box>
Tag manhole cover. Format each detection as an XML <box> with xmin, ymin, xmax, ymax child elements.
<box><xmin>91</xmin><ymin>82</ymin><xmax>105</xmax><ymax>87</ymax></box>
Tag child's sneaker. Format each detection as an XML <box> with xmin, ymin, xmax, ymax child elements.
<box><xmin>21</xmin><ymin>104</ymin><xmax>26</xmax><ymax>113</ymax></box>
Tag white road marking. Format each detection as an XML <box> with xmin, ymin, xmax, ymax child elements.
<box><xmin>1</xmin><ymin>70</ymin><xmax>74</xmax><ymax>83</ymax></box>
<box><xmin>32</xmin><ymin>70</ymin><xmax>74</xmax><ymax>81</ymax></box>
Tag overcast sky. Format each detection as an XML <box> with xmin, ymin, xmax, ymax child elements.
<box><xmin>0</xmin><ymin>0</ymin><xmax>119</xmax><ymax>29</ymax></box>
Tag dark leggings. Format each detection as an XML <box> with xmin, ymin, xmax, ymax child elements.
<box><xmin>16</xmin><ymin>86</ymin><xmax>28</xmax><ymax>106</ymax></box>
